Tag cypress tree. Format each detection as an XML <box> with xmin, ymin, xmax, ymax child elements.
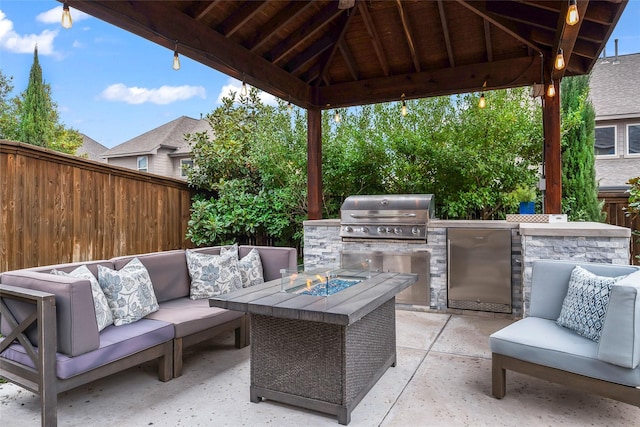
<box><xmin>560</xmin><ymin>75</ymin><xmax>602</xmax><ymax>221</ymax></box>
<box><xmin>18</xmin><ymin>46</ymin><xmax>54</xmax><ymax>147</ymax></box>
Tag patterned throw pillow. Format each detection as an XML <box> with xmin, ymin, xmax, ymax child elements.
<box><xmin>51</xmin><ymin>265</ymin><xmax>113</xmax><ymax>332</ymax></box>
<box><xmin>556</xmin><ymin>266</ymin><xmax>626</xmax><ymax>342</ymax></box>
<box><xmin>97</xmin><ymin>258</ymin><xmax>159</xmax><ymax>326</ymax></box>
<box><xmin>186</xmin><ymin>249</ymin><xmax>243</xmax><ymax>299</ymax></box>
<box><xmin>221</xmin><ymin>245</ymin><xmax>264</xmax><ymax>288</ymax></box>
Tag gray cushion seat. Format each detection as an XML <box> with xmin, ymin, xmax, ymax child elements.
<box><xmin>1</xmin><ymin>319</ymin><xmax>173</xmax><ymax>379</ymax></box>
<box><xmin>490</xmin><ymin>317</ymin><xmax>640</xmax><ymax>387</ymax></box>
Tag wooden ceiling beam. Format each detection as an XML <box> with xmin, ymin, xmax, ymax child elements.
<box><xmin>437</xmin><ymin>0</ymin><xmax>455</xmax><ymax>68</ymax></box>
<box><xmin>285</xmin><ymin>32</ymin><xmax>335</xmax><ymax>74</ymax></box>
<box><xmin>483</xmin><ymin>19</ymin><xmax>493</xmax><ymax>62</ymax></box>
<box><xmin>268</xmin><ymin>3</ymin><xmax>344</xmax><ymax>65</ymax></box>
<box><xmin>339</xmin><ymin>40</ymin><xmax>359</xmax><ymax>81</ymax></box>
<box><xmin>219</xmin><ymin>1</ymin><xmax>269</xmax><ymax>38</ymax></box>
<box><xmin>523</xmin><ymin>0</ymin><xmax>620</xmax><ymax>25</ymax></box>
<box><xmin>455</xmin><ymin>0</ymin><xmax>542</xmax><ymax>55</ymax></box>
<box><xmin>247</xmin><ymin>1</ymin><xmax>313</xmax><ymax>52</ymax></box>
<box><xmin>316</xmin><ymin>3</ymin><xmax>359</xmax><ymax>86</ymax></box>
<box><xmin>550</xmin><ymin>0</ymin><xmax>590</xmax><ymax>80</ymax></box>
<box><xmin>318</xmin><ymin>55</ymin><xmax>542</xmax><ymax>108</ymax></box>
<box><xmin>66</xmin><ymin>0</ymin><xmax>313</xmax><ymax>108</ymax></box>
<box><xmin>358</xmin><ymin>1</ymin><xmax>390</xmax><ymax>76</ymax></box>
<box><xmin>530</xmin><ymin>28</ymin><xmax>599</xmax><ymax>60</ymax></box>
<box><xmin>195</xmin><ymin>0</ymin><xmax>221</xmax><ymax>22</ymax></box>
<box><xmin>396</xmin><ymin>0</ymin><xmax>420</xmax><ymax>72</ymax></box>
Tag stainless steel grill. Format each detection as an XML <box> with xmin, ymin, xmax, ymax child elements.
<box><xmin>340</xmin><ymin>194</ymin><xmax>434</xmax><ymax>241</ymax></box>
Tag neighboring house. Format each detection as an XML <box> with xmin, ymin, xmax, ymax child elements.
<box><xmin>589</xmin><ymin>52</ymin><xmax>640</xmax><ymax>188</ymax></box>
<box><xmin>76</xmin><ymin>134</ymin><xmax>108</xmax><ymax>163</ymax></box>
<box><xmin>101</xmin><ymin>116</ymin><xmax>210</xmax><ymax>181</ymax></box>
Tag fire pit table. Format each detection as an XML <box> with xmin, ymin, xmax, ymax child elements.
<box><xmin>209</xmin><ymin>267</ymin><xmax>417</xmax><ymax>425</ymax></box>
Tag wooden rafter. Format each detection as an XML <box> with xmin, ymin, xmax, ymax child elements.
<box><xmin>396</xmin><ymin>0</ymin><xmax>420</xmax><ymax>72</ymax></box>
<box><xmin>339</xmin><ymin>39</ymin><xmax>359</xmax><ymax>81</ymax></box>
<box><xmin>550</xmin><ymin>0</ymin><xmax>590</xmax><ymax>80</ymax></box>
<box><xmin>483</xmin><ymin>19</ymin><xmax>493</xmax><ymax>62</ymax></box>
<box><xmin>268</xmin><ymin>3</ymin><xmax>343</xmax><ymax>65</ymax></box>
<box><xmin>316</xmin><ymin>3</ymin><xmax>360</xmax><ymax>86</ymax></box>
<box><xmin>358</xmin><ymin>1</ymin><xmax>390</xmax><ymax>76</ymax></box>
<box><xmin>218</xmin><ymin>1</ymin><xmax>268</xmax><ymax>38</ymax></box>
<box><xmin>195</xmin><ymin>0</ymin><xmax>220</xmax><ymax>22</ymax></box>
<box><xmin>247</xmin><ymin>1</ymin><xmax>313</xmax><ymax>52</ymax></box>
<box><xmin>437</xmin><ymin>0</ymin><xmax>455</xmax><ymax>68</ymax></box>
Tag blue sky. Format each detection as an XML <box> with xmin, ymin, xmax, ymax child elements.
<box><xmin>1</xmin><ymin>1</ymin><xmax>639</xmax><ymax>148</ymax></box>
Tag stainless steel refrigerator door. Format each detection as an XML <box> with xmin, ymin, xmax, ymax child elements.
<box><xmin>447</xmin><ymin>228</ymin><xmax>512</xmax><ymax>313</ymax></box>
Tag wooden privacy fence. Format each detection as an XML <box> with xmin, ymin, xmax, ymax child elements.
<box><xmin>1</xmin><ymin>140</ymin><xmax>194</xmax><ymax>272</ymax></box>
<box><xmin>599</xmin><ymin>187</ymin><xmax>639</xmax><ymax>265</ymax></box>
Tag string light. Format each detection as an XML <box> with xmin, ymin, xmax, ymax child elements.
<box><xmin>287</xmin><ymin>99</ymin><xmax>293</xmax><ymax>114</ymax></box>
<box><xmin>547</xmin><ymin>80</ymin><xmax>556</xmax><ymax>98</ymax></box>
<box><xmin>478</xmin><ymin>81</ymin><xmax>487</xmax><ymax>109</ymax></box>
<box><xmin>334</xmin><ymin>110</ymin><xmax>341</xmax><ymax>123</ymax></box>
<box><xmin>401</xmin><ymin>93</ymin><xmax>408</xmax><ymax>116</ymax></box>
<box><xmin>555</xmin><ymin>48</ymin><xmax>565</xmax><ymax>70</ymax></box>
<box><xmin>172</xmin><ymin>41</ymin><xmax>180</xmax><ymax>70</ymax></box>
<box><xmin>241</xmin><ymin>75</ymin><xmax>248</xmax><ymax>97</ymax></box>
<box><xmin>61</xmin><ymin>3</ymin><xmax>73</xmax><ymax>29</ymax></box>
<box><xmin>566</xmin><ymin>0</ymin><xmax>579</xmax><ymax>26</ymax></box>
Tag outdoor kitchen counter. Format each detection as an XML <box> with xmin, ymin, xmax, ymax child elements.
<box><xmin>209</xmin><ymin>271</ymin><xmax>417</xmax><ymax>325</ymax></box>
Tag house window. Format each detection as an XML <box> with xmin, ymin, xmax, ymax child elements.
<box><xmin>628</xmin><ymin>124</ymin><xmax>640</xmax><ymax>155</ymax></box>
<box><xmin>180</xmin><ymin>158</ymin><xmax>193</xmax><ymax>177</ymax></box>
<box><xmin>594</xmin><ymin>126</ymin><xmax>616</xmax><ymax>156</ymax></box>
<box><xmin>137</xmin><ymin>156</ymin><xmax>148</xmax><ymax>172</ymax></box>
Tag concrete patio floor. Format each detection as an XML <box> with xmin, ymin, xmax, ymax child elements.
<box><xmin>1</xmin><ymin>310</ymin><xmax>638</xmax><ymax>426</ymax></box>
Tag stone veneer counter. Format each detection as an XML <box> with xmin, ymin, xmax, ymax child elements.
<box><xmin>303</xmin><ymin>219</ymin><xmax>632</xmax><ymax>317</ymax></box>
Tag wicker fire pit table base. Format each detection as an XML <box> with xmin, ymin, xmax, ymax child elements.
<box><xmin>250</xmin><ymin>298</ymin><xmax>396</xmax><ymax>425</ymax></box>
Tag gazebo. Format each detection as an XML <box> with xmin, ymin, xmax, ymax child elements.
<box><xmin>63</xmin><ymin>0</ymin><xmax>628</xmax><ymax>219</ymax></box>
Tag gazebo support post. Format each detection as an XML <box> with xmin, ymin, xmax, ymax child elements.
<box><xmin>307</xmin><ymin>107</ymin><xmax>323</xmax><ymax>220</ymax></box>
<box><xmin>543</xmin><ymin>79</ymin><xmax>562</xmax><ymax>214</ymax></box>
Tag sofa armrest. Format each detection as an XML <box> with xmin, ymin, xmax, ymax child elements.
<box><xmin>597</xmin><ymin>271</ymin><xmax>640</xmax><ymax>368</ymax></box>
<box><xmin>0</xmin><ymin>271</ymin><xmax>100</xmax><ymax>356</ymax></box>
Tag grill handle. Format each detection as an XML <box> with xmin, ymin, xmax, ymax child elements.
<box><xmin>349</xmin><ymin>213</ymin><xmax>417</xmax><ymax>219</ymax></box>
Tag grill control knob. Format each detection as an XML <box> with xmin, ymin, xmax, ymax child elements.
<box><xmin>377</xmin><ymin>226</ymin><xmax>386</xmax><ymax>233</ymax></box>
<box><xmin>386</xmin><ymin>227</ymin><xmax>394</xmax><ymax>233</ymax></box>
<box><xmin>360</xmin><ymin>226</ymin><xmax>369</xmax><ymax>233</ymax></box>
<box><xmin>344</xmin><ymin>226</ymin><xmax>353</xmax><ymax>233</ymax></box>
<box><xmin>411</xmin><ymin>227</ymin><xmax>421</xmax><ymax>235</ymax></box>
<box><xmin>394</xmin><ymin>227</ymin><xmax>402</xmax><ymax>235</ymax></box>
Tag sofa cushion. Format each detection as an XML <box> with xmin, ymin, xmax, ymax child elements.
<box><xmin>239</xmin><ymin>245</ymin><xmax>297</xmax><ymax>281</ymax></box>
<box><xmin>51</xmin><ymin>265</ymin><xmax>113</xmax><ymax>332</ymax></box>
<box><xmin>186</xmin><ymin>250</ymin><xmax>242</xmax><ymax>299</ymax></box>
<box><xmin>490</xmin><ymin>317</ymin><xmax>640</xmax><ymax>387</ymax></box>
<box><xmin>1</xmin><ymin>319</ymin><xmax>173</xmax><ymax>380</ymax></box>
<box><xmin>0</xmin><ymin>271</ymin><xmax>100</xmax><ymax>357</ymax></box>
<box><xmin>146</xmin><ymin>298</ymin><xmax>245</xmax><ymax>338</ymax></box>
<box><xmin>556</xmin><ymin>266</ymin><xmax>626</xmax><ymax>342</ymax></box>
<box><xmin>222</xmin><ymin>245</ymin><xmax>264</xmax><ymax>288</ymax></box>
<box><xmin>98</xmin><ymin>258</ymin><xmax>160</xmax><ymax>326</ymax></box>
<box><xmin>112</xmin><ymin>250</ymin><xmax>191</xmax><ymax>303</ymax></box>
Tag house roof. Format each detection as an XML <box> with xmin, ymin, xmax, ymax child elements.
<box><xmin>590</xmin><ymin>52</ymin><xmax>640</xmax><ymax>121</ymax></box>
<box><xmin>66</xmin><ymin>1</ymin><xmax>627</xmax><ymax>110</ymax></box>
<box><xmin>102</xmin><ymin>116</ymin><xmax>210</xmax><ymax>159</ymax></box>
<box><xmin>77</xmin><ymin>134</ymin><xmax>108</xmax><ymax>162</ymax></box>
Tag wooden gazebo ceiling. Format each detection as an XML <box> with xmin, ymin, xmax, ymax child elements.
<box><xmin>66</xmin><ymin>0</ymin><xmax>627</xmax><ymax>109</ymax></box>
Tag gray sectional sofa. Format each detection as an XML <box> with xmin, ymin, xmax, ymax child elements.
<box><xmin>490</xmin><ymin>260</ymin><xmax>640</xmax><ymax>407</ymax></box>
<box><xmin>0</xmin><ymin>245</ymin><xmax>297</xmax><ymax>426</ymax></box>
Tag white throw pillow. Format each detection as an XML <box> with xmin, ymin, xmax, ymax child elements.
<box><xmin>186</xmin><ymin>249</ymin><xmax>243</xmax><ymax>299</ymax></box>
<box><xmin>556</xmin><ymin>266</ymin><xmax>627</xmax><ymax>342</ymax></box>
<box><xmin>238</xmin><ymin>248</ymin><xmax>264</xmax><ymax>288</ymax></box>
<box><xmin>97</xmin><ymin>258</ymin><xmax>159</xmax><ymax>326</ymax></box>
<box><xmin>51</xmin><ymin>265</ymin><xmax>113</xmax><ymax>332</ymax></box>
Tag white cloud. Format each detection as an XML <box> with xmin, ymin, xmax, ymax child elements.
<box><xmin>100</xmin><ymin>83</ymin><xmax>207</xmax><ymax>105</ymax></box>
<box><xmin>0</xmin><ymin>10</ymin><xmax>57</xmax><ymax>55</ymax></box>
<box><xmin>36</xmin><ymin>6</ymin><xmax>91</xmax><ymax>25</ymax></box>
<box><xmin>216</xmin><ymin>78</ymin><xmax>279</xmax><ymax>106</ymax></box>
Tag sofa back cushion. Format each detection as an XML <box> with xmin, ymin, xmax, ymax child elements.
<box><xmin>530</xmin><ymin>260</ymin><xmax>639</xmax><ymax>320</ymax></box>
<box><xmin>12</xmin><ymin>260</ymin><xmax>114</xmax><ymax>278</ymax></box>
<box><xmin>111</xmin><ymin>250</ymin><xmax>191</xmax><ymax>303</ymax></box>
<box><xmin>0</xmin><ymin>271</ymin><xmax>101</xmax><ymax>356</ymax></box>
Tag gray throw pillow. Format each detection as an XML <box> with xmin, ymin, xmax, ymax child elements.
<box><xmin>98</xmin><ymin>258</ymin><xmax>159</xmax><ymax>326</ymax></box>
<box><xmin>51</xmin><ymin>265</ymin><xmax>113</xmax><ymax>332</ymax></box>
<box><xmin>186</xmin><ymin>249</ymin><xmax>243</xmax><ymax>299</ymax></box>
<box><xmin>556</xmin><ymin>266</ymin><xmax>626</xmax><ymax>342</ymax></box>
<box><xmin>221</xmin><ymin>245</ymin><xmax>264</xmax><ymax>288</ymax></box>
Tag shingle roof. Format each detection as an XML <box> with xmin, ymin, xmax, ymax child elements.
<box><xmin>77</xmin><ymin>134</ymin><xmax>108</xmax><ymax>162</ymax></box>
<box><xmin>590</xmin><ymin>53</ymin><xmax>640</xmax><ymax>121</ymax></box>
<box><xmin>102</xmin><ymin>116</ymin><xmax>209</xmax><ymax>158</ymax></box>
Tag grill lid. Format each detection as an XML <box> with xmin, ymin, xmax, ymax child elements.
<box><xmin>340</xmin><ymin>194</ymin><xmax>434</xmax><ymax>218</ymax></box>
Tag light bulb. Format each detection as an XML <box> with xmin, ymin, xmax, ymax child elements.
<box><xmin>61</xmin><ymin>3</ymin><xmax>72</xmax><ymax>29</ymax></box>
<box><xmin>241</xmin><ymin>81</ymin><xmax>248</xmax><ymax>97</ymax></box>
<box><xmin>334</xmin><ymin>110</ymin><xmax>341</xmax><ymax>123</ymax></box>
<box><xmin>172</xmin><ymin>52</ymin><xmax>180</xmax><ymax>70</ymax></box>
<box><xmin>479</xmin><ymin>94</ymin><xmax>486</xmax><ymax>109</ymax></box>
<box><xmin>287</xmin><ymin>102</ymin><xmax>293</xmax><ymax>114</ymax></box>
<box><xmin>566</xmin><ymin>0</ymin><xmax>579</xmax><ymax>26</ymax></box>
<box><xmin>547</xmin><ymin>82</ymin><xmax>556</xmax><ymax>98</ymax></box>
<box><xmin>401</xmin><ymin>101</ymin><xmax>408</xmax><ymax>116</ymax></box>
<box><xmin>555</xmin><ymin>49</ymin><xmax>565</xmax><ymax>70</ymax></box>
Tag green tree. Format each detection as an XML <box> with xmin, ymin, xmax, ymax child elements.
<box><xmin>0</xmin><ymin>71</ymin><xmax>20</xmax><ymax>140</ymax></box>
<box><xmin>560</xmin><ymin>75</ymin><xmax>603</xmax><ymax>221</ymax></box>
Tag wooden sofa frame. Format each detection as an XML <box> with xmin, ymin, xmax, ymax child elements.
<box><xmin>0</xmin><ymin>284</ymin><xmax>173</xmax><ymax>427</ymax></box>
